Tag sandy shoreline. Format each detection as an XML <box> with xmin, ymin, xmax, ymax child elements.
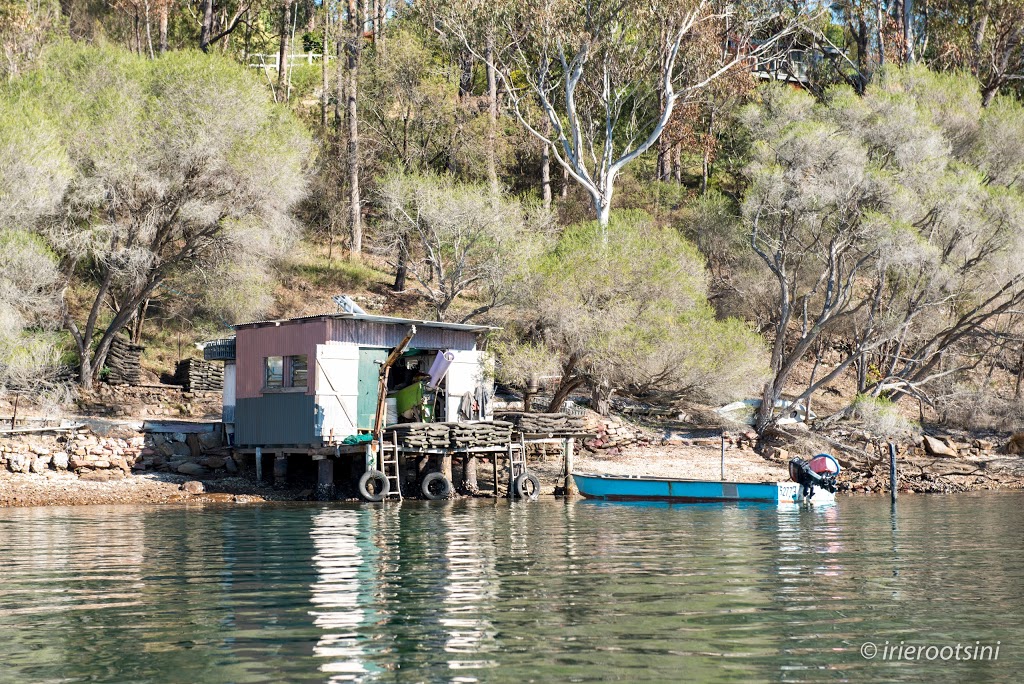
<box><xmin>0</xmin><ymin>443</ymin><xmax>789</xmax><ymax>507</ymax></box>
<box><xmin>4</xmin><ymin>438</ymin><xmax>1021</xmax><ymax>507</ymax></box>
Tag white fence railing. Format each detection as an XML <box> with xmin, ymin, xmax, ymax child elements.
<box><xmin>248</xmin><ymin>53</ymin><xmax>335</xmax><ymax>70</ymax></box>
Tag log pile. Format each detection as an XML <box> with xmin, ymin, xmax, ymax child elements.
<box><xmin>497</xmin><ymin>412</ymin><xmax>587</xmax><ymax>434</ymax></box>
<box><xmin>386</xmin><ymin>422</ymin><xmax>451</xmax><ymax>449</ymax></box>
<box><xmin>446</xmin><ymin>421</ymin><xmax>513</xmax><ymax>448</ymax></box>
<box><xmin>104</xmin><ymin>337</ymin><xmax>143</xmax><ymax>386</ymax></box>
<box><xmin>174</xmin><ymin>359</ymin><xmax>224</xmax><ymax>392</ymax></box>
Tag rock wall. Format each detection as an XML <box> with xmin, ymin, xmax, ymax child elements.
<box><xmin>1</xmin><ymin>425</ymin><xmax>236</xmax><ymax>481</ymax></box>
<box><xmin>77</xmin><ymin>384</ymin><xmax>222</xmax><ymax>419</ymax></box>
<box><xmin>0</xmin><ymin>429</ymin><xmax>144</xmax><ymax>482</ymax></box>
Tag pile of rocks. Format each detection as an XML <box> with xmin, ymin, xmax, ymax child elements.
<box><xmin>173</xmin><ymin>358</ymin><xmax>224</xmax><ymax>392</ymax></box>
<box><xmin>2</xmin><ymin>425</ymin><xmax>236</xmax><ymax>481</ymax></box>
<box><xmin>663</xmin><ymin>429</ymin><xmax>759</xmax><ymax>450</ymax></box>
<box><xmin>583</xmin><ymin>415</ymin><xmax>656</xmax><ymax>453</ymax></box>
<box><xmin>105</xmin><ymin>336</ymin><xmax>144</xmax><ymax>386</ymax></box>
<box><xmin>139</xmin><ymin>429</ymin><xmax>235</xmax><ymax>477</ymax></box>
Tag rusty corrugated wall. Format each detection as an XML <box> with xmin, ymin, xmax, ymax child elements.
<box><xmin>235</xmin><ymin>319</ymin><xmax>327</xmax><ymax>400</ymax></box>
<box><xmin>324</xmin><ymin>318</ymin><xmax>478</xmax><ymax>350</ymax></box>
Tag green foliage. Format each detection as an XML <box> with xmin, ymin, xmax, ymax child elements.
<box><xmin>0</xmin><ymin>228</ymin><xmax>65</xmax><ymax>402</ymax></box>
<box><xmin>283</xmin><ymin>251</ymin><xmax>391</xmax><ymax>292</ymax></box>
<box><xmin>508</xmin><ymin>210</ymin><xmax>767</xmax><ymax>403</ymax></box>
<box><xmin>288</xmin><ymin>63</ymin><xmax>322</xmax><ymax>99</ymax></box>
<box><xmin>3</xmin><ymin>42</ymin><xmax>311</xmax><ymax>384</ymax></box>
<box><xmin>376</xmin><ymin>169</ymin><xmax>551</xmax><ymax>321</ymax></box>
<box><xmin>740</xmin><ymin>67</ymin><xmax>1024</xmax><ymax>427</ymax></box>
<box><xmin>302</xmin><ymin>31</ymin><xmax>324</xmax><ymax>55</ymax></box>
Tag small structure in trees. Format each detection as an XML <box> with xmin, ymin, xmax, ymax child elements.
<box><xmin>222</xmin><ymin>311</ymin><xmax>494</xmax><ymax>447</ymax></box>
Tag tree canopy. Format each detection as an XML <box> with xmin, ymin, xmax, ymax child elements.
<box><xmin>3</xmin><ymin>42</ymin><xmax>310</xmax><ymax>388</ymax></box>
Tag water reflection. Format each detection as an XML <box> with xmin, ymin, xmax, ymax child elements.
<box><xmin>1</xmin><ymin>495</ymin><xmax>1023</xmax><ymax>683</ymax></box>
<box><xmin>441</xmin><ymin>504</ymin><xmax>499</xmax><ymax>674</ymax></box>
<box><xmin>309</xmin><ymin>507</ymin><xmax>376</xmax><ymax>681</ymax></box>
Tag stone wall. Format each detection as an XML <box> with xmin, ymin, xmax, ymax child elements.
<box><xmin>77</xmin><ymin>384</ymin><xmax>222</xmax><ymax>419</ymax></box>
<box><xmin>1</xmin><ymin>425</ymin><xmax>236</xmax><ymax>481</ymax></box>
<box><xmin>0</xmin><ymin>429</ymin><xmax>144</xmax><ymax>482</ymax></box>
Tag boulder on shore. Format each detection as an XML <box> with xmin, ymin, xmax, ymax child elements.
<box><xmin>923</xmin><ymin>435</ymin><xmax>957</xmax><ymax>457</ymax></box>
<box><xmin>177</xmin><ymin>462</ymin><xmax>208</xmax><ymax>477</ymax></box>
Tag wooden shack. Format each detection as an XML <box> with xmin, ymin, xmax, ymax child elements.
<box><xmin>226</xmin><ymin>312</ymin><xmax>494</xmax><ymax>448</ymax></box>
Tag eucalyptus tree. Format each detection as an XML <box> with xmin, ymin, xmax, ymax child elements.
<box><xmin>375</xmin><ymin>170</ymin><xmax>551</xmax><ymax>323</ymax></box>
<box><xmin>741</xmin><ymin>68</ymin><xmax>1024</xmax><ymax>431</ymax></box>
<box><xmin>926</xmin><ymin>0</ymin><xmax>1024</xmax><ymax>104</ymax></box>
<box><xmin>6</xmin><ymin>44</ymin><xmax>310</xmax><ymax>389</ymax></box>
<box><xmin>432</xmin><ymin>0</ymin><xmax>816</xmax><ymax>229</ymax></box>
<box><xmin>0</xmin><ymin>98</ymin><xmax>69</xmax><ymax>411</ymax></box>
<box><xmin>493</xmin><ymin>211</ymin><xmax>766</xmax><ymax>414</ymax></box>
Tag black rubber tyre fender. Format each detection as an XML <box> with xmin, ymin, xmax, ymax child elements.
<box><xmin>358</xmin><ymin>469</ymin><xmax>390</xmax><ymax>502</ymax></box>
<box><xmin>514</xmin><ymin>472</ymin><xmax>540</xmax><ymax>501</ymax></box>
<box><xmin>421</xmin><ymin>471</ymin><xmax>452</xmax><ymax>500</ymax></box>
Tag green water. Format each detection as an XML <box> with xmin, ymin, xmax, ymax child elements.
<box><xmin>0</xmin><ymin>494</ymin><xmax>1021</xmax><ymax>683</ymax></box>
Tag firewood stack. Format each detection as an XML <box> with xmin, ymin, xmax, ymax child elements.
<box><xmin>104</xmin><ymin>336</ymin><xmax>143</xmax><ymax>386</ymax></box>
<box><xmin>497</xmin><ymin>412</ymin><xmax>587</xmax><ymax>434</ymax></box>
<box><xmin>446</xmin><ymin>421</ymin><xmax>513</xmax><ymax>448</ymax></box>
<box><xmin>174</xmin><ymin>359</ymin><xmax>224</xmax><ymax>392</ymax></box>
<box><xmin>385</xmin><ymin>423</ymin><xmax>451</xmax><ymax>449</ymax></box>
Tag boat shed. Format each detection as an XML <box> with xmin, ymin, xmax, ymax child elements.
<box><xmin>225</xmin><ymin>313</ymin><xmax>494</xmax><ymax>447</ymax></box>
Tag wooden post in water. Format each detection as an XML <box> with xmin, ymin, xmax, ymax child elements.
<box><xmin>255</xmin><ymin>447</ymin><xmax>262</xmax><ymax>481</ymax></box>
<box><xmin>563</xmin><ymin>437</ymin><xmax>577</xmax><ymax>496</ymax></box>
<box><xmin>888</xmin><ymin>442</ymin><xmax>898</xmax><ymax>503</ymax></box>
<box><xmin>720</xmin><ymin>431</ymin><xmax>726</xmax><ymax>481</ymax></box>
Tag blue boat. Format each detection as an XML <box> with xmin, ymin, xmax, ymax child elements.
<box><xmin>572</xmin><ymin>472</ymin><xmax>836</xmax><ymax>505</ymax></box>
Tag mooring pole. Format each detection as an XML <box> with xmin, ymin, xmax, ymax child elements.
<box><xmin>888</xmin><ymin>442</ymin><xmax>898</xmax><ymax>503</ymax></box>
<box><xmin>720</xmin><ymin>431</ymin><xmax>726</xmax><ymax>481</ymax></box>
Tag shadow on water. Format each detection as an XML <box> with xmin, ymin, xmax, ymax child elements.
<box><xmin>0</xmin><ymin>494</ymin><xmax>1021</xmax><ymax>683</ymax></box>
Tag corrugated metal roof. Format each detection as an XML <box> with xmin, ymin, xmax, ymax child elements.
<box><xmin>234</xmin><ymin>312</ymin><xmax>496</xmax><ymax>333</ymax></box>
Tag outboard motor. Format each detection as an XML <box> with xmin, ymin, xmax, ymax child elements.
<box><xmin>789</xmin><ymin>455</ymin><xmax>839</xmax><ymax>499</ymax></box>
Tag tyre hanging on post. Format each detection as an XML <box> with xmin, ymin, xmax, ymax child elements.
<box><xmin>359</xmin><ymin>469</ymin><xmax>390</xmax><ymax>502</ymax></box>
<box><xmin>514</xmin><ymin>472</ymin><xmax>540</xmax><ymax>501</ymax></box>
<box><xmin>421</xmin><ymin>471</ymin><xmax>452</xmax><ymax>500</ymax></box>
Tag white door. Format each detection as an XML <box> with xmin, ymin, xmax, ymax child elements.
<box><xmin>445</xmin><ymin>350</ymin><xmax>485</xmax><ymax>421</ymax></box>
<box><xmin>222</xmin><ymin>362</ymin><xmax>236</xmax><ymax>423</ymax></box>
<box><xmin>315</xmin><ymin>343</ymin><xmax>359</xmax><ymax>439</ymax></box>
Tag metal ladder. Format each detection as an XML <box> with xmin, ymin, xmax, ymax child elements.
<box><xmin>507</xmin><ymin>437</ymin><xmax>528</xmax><ymax>498</ymax></box>
<box><xmin>379</xmin><ymin>433</ymin><xmax>403</xmax><ymax>501</ymax></box>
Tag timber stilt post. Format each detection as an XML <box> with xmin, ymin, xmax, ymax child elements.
<box><xmin>274</xmin><ymin>453</ymin><xmax>288</xmax><ymax>486</ymax></box>
<box><xmin>720</xmin><ymin>431</ymin><xmax>726</xmax><ymax>481</ymax></box>
<box><xmin>563</xmin><ymin>437</ymin><xmax>577</xmax><ymax>496</ymax></box>
<box><xmin>255</xmin><ymin>447</ymin><xmax>262</xmax><ymax>481</ymax></box>
<box><xmin>316</xmin><ymin>458</ymin><xmax>335</xmax><ymax>500</ymax></box>
<box><xmin>889</xmin><ymin>442</ymin><xmax>898</xmax><ymax>503</ymax></box>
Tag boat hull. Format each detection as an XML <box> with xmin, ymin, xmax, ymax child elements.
<box><xmin>572</xmin><ymin>473</ymin><xmax>835</xmax><ymax>505</ymax></box>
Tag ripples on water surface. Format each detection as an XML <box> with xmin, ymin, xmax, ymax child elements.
<box><xmin>1</xmin><ymin>494</ymin><xmax>1022</xmax><ymax>683</ymax></box>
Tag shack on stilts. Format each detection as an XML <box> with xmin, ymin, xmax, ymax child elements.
<box><xmin>202</xmin><ymin>305</ymin><xmax>565</xmax><ymax>501</ymax></box>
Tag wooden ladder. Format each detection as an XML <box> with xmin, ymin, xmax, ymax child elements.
<box><xmin>379</xmin><ymin>432</ymin><xmax>403</xmax><ymax>501</ymax></box>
